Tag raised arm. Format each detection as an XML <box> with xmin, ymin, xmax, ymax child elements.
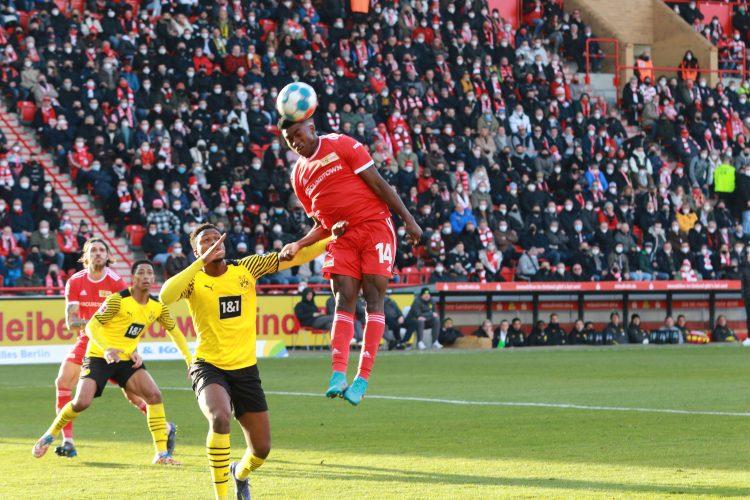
<box><xmin>160</xmin><ymin>234</ymin><xmax>226</xmax><ymax>304</ymax></box>
<box><xmin>358</xmin><ymin>167</ymin><xmax>423</xmax><ymax>245</ymax></box>
<box><xmin>160</xmin><ymin>257</ymin><xmax>203</xmax><ymax>305</ymax></box>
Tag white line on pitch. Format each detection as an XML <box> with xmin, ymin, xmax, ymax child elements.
<box><xmin>4</xmin><ymin>384</ymin><xmax>748</xmax><ymax>417</ymax></box>
<box><xmin>163</xmin><ymin>387</ymin><xmax>750</xmax><ymax>418</ymax></box>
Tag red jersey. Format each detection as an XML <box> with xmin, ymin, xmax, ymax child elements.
<box><xmin>65</xmin><ymin>268</ymin><xmax>126</xmax><ymax>339</ymax></box>
<box><xmin>292</xmin><ymin>134</ymin><xmax>390</xmax><ymax>230</ymax></box>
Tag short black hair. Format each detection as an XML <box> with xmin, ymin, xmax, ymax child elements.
<box><xmin>190</xmin><ymin>222</ymin><xmax>220</xmax><ymax>249</ymax></box>
<box><xmin>279</xmin><ymin>117</ymin><xmax>310</xmax><ymax>130</ymax></box>
<box><xmin>131</xmin><ymin>259</ymin><xmax>154</xmax><ymax>274</ymax></box>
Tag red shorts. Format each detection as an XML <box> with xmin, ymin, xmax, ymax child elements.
<box><xmin>66</xmin><ymin>335</ymin><xmax>89</xmax><ymax>365</ymax></box>
<box><xmin>322</xmin><ymin>218</ymin><xmax>396</xmax><ymax>280</ymax></box>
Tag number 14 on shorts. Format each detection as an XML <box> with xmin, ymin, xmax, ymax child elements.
<box><xmin>375</xmin><ymin>242</ymin><xmax>392</xmax><ymax>264</ymax></box>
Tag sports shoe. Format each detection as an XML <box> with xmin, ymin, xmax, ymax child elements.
<box><xmin>432</xmin><ymin>340</ymin><xmax>443</xmax><ymax>349</ymax></box>
<box><xmin>230</xmin><ymin>461</ymin><xmax>251</xmax><ymax>500</ymax></box>
<box><xmin>32</xmin><ymin>434</ymin><xmax>54</xmax><ymax>458</ymax></box>
<box><xmin>54</xmin><ymin>440</ymin><xmax>77</xmax><ymax>458</ymax></box>
<box><xmin>343</xmin><ymin>377</ymin><xmax>368</xmax><ymax>406</ymax></box>
<box><xmin>152</xmin><ymin>451</ymin><xmax>181</xmax><ymax>465</ymax></box>
<box><xmin>417</xmin><ymin>340</ymin><xmax>426</xmax><ymax>350</ymax></box>
<box><xmin>325</xmin><ymin>371</ymin><xmax>348</xmax><ymax>398</ymax></box>
<box><xmin>166</xmin><ymin>422</ymin><xmax>177</xmax><ymax>455</ymax></box>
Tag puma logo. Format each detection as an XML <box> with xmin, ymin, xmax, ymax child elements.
<box><xmin>204</xmin><ymin>284</ymin><xmax>214</xmax><ymax>291</ymax></box>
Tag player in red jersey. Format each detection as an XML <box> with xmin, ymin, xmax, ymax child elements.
<box><xmin>279</xmin><ymin>117</ymin><xmax>422</xmax><ymax>405</ymax></box>
<box><xmin>55</xmin><ymin>238</ymin><xmax>174</xmax><ymax>457</ymax></box>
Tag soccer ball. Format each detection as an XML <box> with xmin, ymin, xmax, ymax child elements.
<box><xmin>276</xmin><ymin>82</ymin><xmax>318</xmax><ymax>123</ymax></box>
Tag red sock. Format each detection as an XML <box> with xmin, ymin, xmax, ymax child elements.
<box><xmin>56</xmin><ymin>388</ymin><xmax>73</xmax><ymax>440</ymax></box>
<box><xmin>331</xmin><ymin>311</ymin><xmax>355</xmax><ymax>372</ymax></box>
<box><xmin>357</xmin><ymin>313</ymin><xmax>385</xmax><ymax>380</ymax></box>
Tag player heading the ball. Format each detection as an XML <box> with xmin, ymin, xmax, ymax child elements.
<box><xmin>278</xmin><ymin>82</ymin><xmax>423</xmax><ymax>406</ymax></box>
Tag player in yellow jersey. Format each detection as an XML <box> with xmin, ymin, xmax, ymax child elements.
<box><xmin>160</xmin><ymin>221</ymin><xmax>341</xmax><ymax>500</ymax></box>
<box><xmin>32</xmin><ymin>260</ymin><xmax>192</xmax><ymax>465</ymax></box>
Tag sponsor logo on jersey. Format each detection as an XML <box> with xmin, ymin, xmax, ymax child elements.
<box><xmin>320</xmin><ymin>152</ymin><xmax>339</xmax><ymax>166</ymax></box>
<box><xmin>99</xmin><ymin>290</ymin><xmax>111</xmax><ymax>297</ymax></box>
<box><xmin>305</xmin><ymin>165</ymin><xmax>343</xmax><ymax>197</ymax></box>
<box><xmin>323</xmin><ymin>257</ymin><xmax>334</xmax><ymax>268</ymax></box>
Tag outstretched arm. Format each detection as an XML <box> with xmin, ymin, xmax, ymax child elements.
<box><xmin>359</xmin><ymin>167</ymin><xmax>423</xmax><ymax>245</ymax></box>
<box><xmin>278</xmin><ymin>237</ymin><xmax>331</xmax><ymax>271</ymax></box>
<box><xmin>279</xmin><ymin>217</ymin><xmax>330</xmax><ymax>261</ymax></box>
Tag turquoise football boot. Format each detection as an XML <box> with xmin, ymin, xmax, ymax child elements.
<box><xmin>343</xmin><ymin>377</ymin><xmax>368</xmax><ymax>406</ymax></box>
<box><xmin>325</xmin><ymin>371</ymin><xmax>348</xmax><ymax>398</ymax></box>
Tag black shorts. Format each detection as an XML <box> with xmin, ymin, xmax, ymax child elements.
<box><xmin>190</xmin><ymin>360</ymin><xmax>268</xmax><ymax>417</ymax></box>
<box><xmin>81</xmin><ymin>356</ymin><xmax>144</xmax><ymax>398</ymax></box>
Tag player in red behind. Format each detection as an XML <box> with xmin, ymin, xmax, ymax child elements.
<box><xmin>54</xmin><ymin>238</ymin><xmax>175</xmax><ymax>457</ymax></box>
<box><xmin>279</xmin><ymin>118</ymin><xmax>422</xmax><ymax>405</ymax></box>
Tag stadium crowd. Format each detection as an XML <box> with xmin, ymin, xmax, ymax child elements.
<box><xmin>2</xmin><ymin>0</ymin><xmax>750</xmax><ymax>291</ymax></box>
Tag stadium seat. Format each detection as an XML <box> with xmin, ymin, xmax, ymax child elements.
<box><xmin>500</xmin><ymin>267</ymin><xmax>515</xmax><ymax>282</ymax></box>
<box><xmin>17</xmin><ymin>101</ymin><xmax>37</xmax><ymax>124</ymax></box>
<box><xmin>400</xmin><ymin>266</ymin><xmax>421</xmax><ymax>285</ymax></box>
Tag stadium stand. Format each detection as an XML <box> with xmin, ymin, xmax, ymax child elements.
<box><xmin>0</xmin><ymin>0</ymin><xmax>749</xmax><ymax>294</ymax></box>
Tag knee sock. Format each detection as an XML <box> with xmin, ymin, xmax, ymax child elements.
<box><xmin>47</xmin><ymin>402</ymin><xmax>79</xmax><ymax>438</ymax></box>
<box><xmin>56</xmin><ymin>388</ymin><xmax>74</xmax><ymax>441</ymax></box>
<box><xmin>235</xmin><ymin>448</ymin><xmax>265</xmax><ymax>480</ymax></box>
<box><xmin>357</xmin><ymin>312</ymin><xmax>386</xmax><ymax>380</ymax></box>
<box><xmin>330</xmin><ymin>311</ymin><xmax>355</xmax><ymax>373</ymax></box>
<box><xmin>146</xmin><ymin>403</ymin><xmax>168</xmax><ymax>454</ymax></box>
<box><xmin>206</xmin><ymin>431</ymin><xmax>231</xmax><ymax>500</ymax></box>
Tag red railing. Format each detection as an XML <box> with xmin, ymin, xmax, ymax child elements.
<box><xmin>0</xmin><ymin>111</ymin><xmax>133</xmax><ymax>270</ymax></box>
<box><xmin>585</xmin><ymin>37</ymin><xmax>619</xmax><ymax>86</ymax></box>
<box><xmin>0</xmin><ymin>281</ymin><xmax>421</xmax><ymax>296</ymax></box>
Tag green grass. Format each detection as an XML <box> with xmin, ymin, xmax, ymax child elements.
<box><xmin>2</xmin><ymin>345</ymin><xmax>750</xmax><ymax>498</ymax></box>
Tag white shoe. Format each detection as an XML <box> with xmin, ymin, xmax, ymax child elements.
<box><xmin>432</xmin><ymin>340</ymin><xmax>443</xmax><ymax>349</ymax></box>
<box><xmin>742</xmin><ymin>338</ymin><xmax>750</xmax><ymax>347</ymax></box>
<box><xmin>417</xmin><ymin>341</ymin><xmax>426</xmax><ymax>350</ymax></box>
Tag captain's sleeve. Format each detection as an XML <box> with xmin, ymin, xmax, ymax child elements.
<box><xmin>92</xmin><ymin>293</ymin><xmax>122</xmax><ymax>325</ymax></box>
<box><xmin>238</xmin><ymin>253</ymin><xmax>280</xmax><ymax>279</ymax></box>
<box><xmin>337</xmin><ymin>134</ymin><xmax>374</xmax><ymax>174</ymax></box>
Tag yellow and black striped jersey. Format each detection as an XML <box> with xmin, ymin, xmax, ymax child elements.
<box><xmin>181</xmin><ymin>253</ymin><xmax>279</xmax><ymax>370</ymax></box>
<box><xmin>86</xmin><ymin>288</ymin><xmax>177</xmax><ymax>360</ymax></box>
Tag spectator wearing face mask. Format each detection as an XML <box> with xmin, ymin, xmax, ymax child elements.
<box><xmin>16</xmin><ymin>261</ymin><xmax>43</xmax><ymax>294</ymax></box>
<box><xmin>165</xmin><ymin>243</ymin><xmax>189</xmax><ymax>277</ymax></box>
<box><xmin>29</xmin><ymin>219</ymin><xmax>63</xmax><ymax>269</ymax></box>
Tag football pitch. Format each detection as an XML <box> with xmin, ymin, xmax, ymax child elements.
<box><xmin>2</xmin><ymin>345</ymin><xmax>749</xmax><ymax>499</ymax></box>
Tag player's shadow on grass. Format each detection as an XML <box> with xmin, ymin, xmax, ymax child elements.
<box><xmin>271</xmin><ymin>460</ymin><xmax>750</xmax><ymax>497</ymax></box>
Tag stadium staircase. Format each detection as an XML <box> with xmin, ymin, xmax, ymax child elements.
<box><xmin>0</xmin><ymin>104</ymin><xmax>133</xmax><ymax>283</ymax></box>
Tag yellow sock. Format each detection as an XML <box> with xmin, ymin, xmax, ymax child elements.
<box><xmin>235</xmin><ymin>448</ymin><xmax>265</xmax><ymax>480</ymax></box>
<box><xmin>46</xmin><ymin>402</ymin><xmax>79</xmax><ymax>437</ymax></box>
<box><xmin>146</xmin><ymin>403</ymin><xmax>168</xmax><ymax>454</ymax></box>
<box><xmin>206</xmin><ymin>431</ymin><xmax>231</xmax><ymax>500</ymax></box>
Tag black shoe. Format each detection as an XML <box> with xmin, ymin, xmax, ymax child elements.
<box><xmin>55</xmin><ymin>441</ymin><xmax>77</xmax><ymax>458</ymax></box>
